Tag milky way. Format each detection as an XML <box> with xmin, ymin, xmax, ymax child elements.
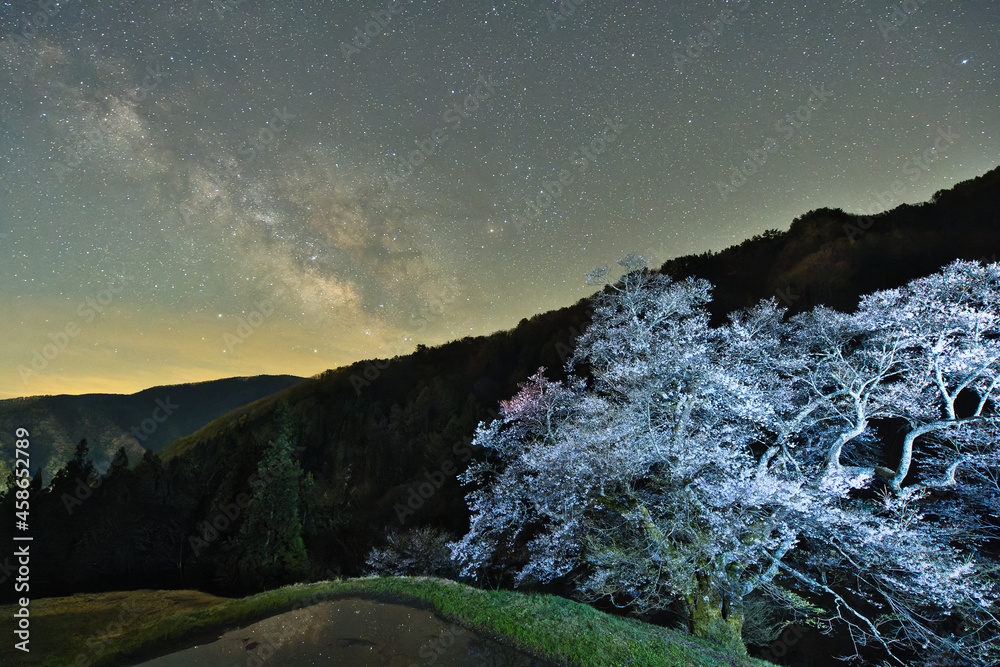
<box><xmin>1</xmin><ymin>0</ymin><xmax>997</xmax><ymax>397</ymax></box>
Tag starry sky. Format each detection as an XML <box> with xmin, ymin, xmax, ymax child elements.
<box><xmin>1</xmin><ymin>0</ymin><xmax>998</xmax><ymax>399</ymax></box>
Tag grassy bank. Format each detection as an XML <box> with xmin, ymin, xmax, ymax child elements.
<box><xmin>2</xmin><ymin>577</ymin><xmax>776</xmax><ymax>667</ymax></box>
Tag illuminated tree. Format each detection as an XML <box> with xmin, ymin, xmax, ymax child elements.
<box><xmin>451</xmin><ymin>256</ymin><xmax>1000</xmax><ymax>664</ymax></box>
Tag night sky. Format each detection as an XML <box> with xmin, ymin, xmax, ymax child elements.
<box><xmin>1</xmin><ymin>0</ymin><xmax>997</xmax><ymax>398</ymax></box>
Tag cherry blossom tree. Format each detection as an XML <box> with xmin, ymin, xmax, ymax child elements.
<box><xmin>856</xmin><ymin>260</ymin><xmax>1000</xmax><ymax>494</ymax></box>
<box><xmin>449</xmin><ymin>256</ymin><xmax>1000</xmax><ymax>664</ymax></box>
<box><xmin>452</xmin><ymin>256</ymin><xmax>811</xmax><ymax>652</ymax></box>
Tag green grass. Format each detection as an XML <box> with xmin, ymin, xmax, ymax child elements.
<box><xmin>1</xmin><ymin>577</ymin><xmax>778</xmax><ymax>667</ymax></box>
<box><xmin>0</xmin><ymin>589</ymin><xmax>226</xmax><ymax>667</ymax></box>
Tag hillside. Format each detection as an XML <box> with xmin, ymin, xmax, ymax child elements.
<box><xmin>0</xmin><ymin>577</ymin><xmax>775</xmax><ymax>667</ymax></box>
<box><xmin>1</xmin><ymin>165</ymin><xmax>998</xmax><ymax>660</ymax></box>
<box><xmin>657</xmin><ymin>165</ymin><xmax>1000</xmax><ymax>322</ymax></box>
<box><xmin>0</xmin><ymin>374</ymin><xmax>305</xmax><ymax>487</ymax></box>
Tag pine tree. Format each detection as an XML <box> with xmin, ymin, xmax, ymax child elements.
<box><xmin>49</xmin><ymin>439</ymin><xmax>97</xmax><ymax>508</ymax></box>
<box><xmin>235</xmin><ymin>406</ymin><xmax>309</xmax><ymax>587</ymax></box>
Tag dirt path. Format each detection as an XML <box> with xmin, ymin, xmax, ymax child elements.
<box><xmin>134</xmin><ymin>597</ymin><xmax>554</xmax><ymax>666</ymax></box>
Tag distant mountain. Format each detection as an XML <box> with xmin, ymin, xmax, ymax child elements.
<box><xmin>4</xmin><ymin>165</ymin><xmax>998</xmax><ymax>601</ymax></box>
<box><xmin>0</xmin><ymin>375</ymin><xmax>305</xmax><ymax>486</ymax></box>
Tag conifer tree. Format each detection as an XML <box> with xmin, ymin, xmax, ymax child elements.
<box><xmin>235</xmin><ymin>406</ymin><xmax>309</xmax><ymax>587</ymax></box>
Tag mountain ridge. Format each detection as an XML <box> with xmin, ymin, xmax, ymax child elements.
<box><xmin>0</xmin><ymin>374</ymin><xmax>306</xmax><ymax>486</ymax></box>
<box><xmin>3</xmin><ymin>164</ymin><xmax>998</xmax><ymax>606</ymax></box>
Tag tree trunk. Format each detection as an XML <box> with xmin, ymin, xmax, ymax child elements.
<box><xmin>686</xmin><ymin>574</ymin><xmax>746</xmax><ymax>654</ymax></box>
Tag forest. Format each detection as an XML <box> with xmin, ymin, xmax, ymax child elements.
<box><xmin>3</xmin><ymin>166</ymin><xmax>1000</xmax><ymax>665</ymax></box>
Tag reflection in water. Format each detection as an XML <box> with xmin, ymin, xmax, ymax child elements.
<box><xmin>134</xmin><ymin>597</ymin><xmax>558</xmax><ymax>667</ymax></box>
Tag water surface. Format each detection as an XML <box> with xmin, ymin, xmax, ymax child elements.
<box><xmin>135</xmin><ymin>597</ymin><xmax>556</xmax><ymax>666</ymax></box>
